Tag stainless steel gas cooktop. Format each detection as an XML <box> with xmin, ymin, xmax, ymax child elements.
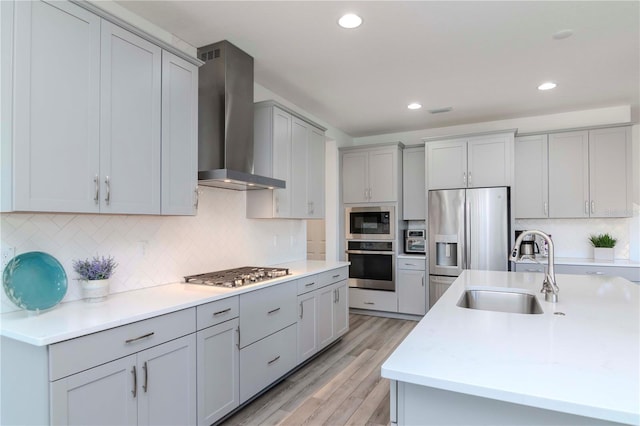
<box><xmin>184</xmin><ymin>266</ymin><xmax>289</xmax><ymax>288</ymax></box>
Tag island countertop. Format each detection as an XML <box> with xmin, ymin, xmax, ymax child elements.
<box><xmin>381</xmin><ymin>270</ymin><xmax>640</xmax><ymax>425</ymax></box>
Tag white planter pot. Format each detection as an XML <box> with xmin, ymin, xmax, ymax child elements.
<box><xmin>593</xmin><ymin>247</ymin><xmax>615</xmax><ymax>261</ymax></box>
<box><xmin>80</xmin><ymin>279</ymin><xmax>110</xmax><ymax>302</ymax></box>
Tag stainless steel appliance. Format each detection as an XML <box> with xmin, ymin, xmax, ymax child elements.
<box><xmin>345</xmin><ymin>206</ymin><xmax>395</xmax><ymax>240</ymax></box>
<box><xmin>405</xmin><ymin>229</ymin><xmax>426</xmax><ymax>254</ymax></box>
<box><xmin>428</xmin><ymin>187</ymin><xmax>510</xmax><ymax>307</ymax></box>
<box><xmin>184</xmin><ymin>266</ymin><xmax>289</xmax><ymax>287</ymax></box>
<box><xmin>346</xmin><ymin>240</ymin><xmax>395</xmax><ymax>291</ymax></box>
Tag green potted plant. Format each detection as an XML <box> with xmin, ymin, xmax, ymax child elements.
<box><xmin>588</xmin><ymin>233</ymin><xmax>617</xmax><ymax>261</ymax></box>
<box><xmin>72</xmin><ymin>256</ymin><xmax>117</xmax><ymax>302</ymax></box>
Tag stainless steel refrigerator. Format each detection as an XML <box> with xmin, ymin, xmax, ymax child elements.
<box><xmin>428</xmin><ymin>187</ymin><xmax>510</xmax><ymax>307</ymax></box>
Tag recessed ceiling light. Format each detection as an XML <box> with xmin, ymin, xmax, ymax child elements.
<box><xmin>338</xmin><ymin>13</ymin><xmax>362</xmax><ymax>29</ymax></box>
<box><xmin>538</xmin><ymin>82</ymin><xmax>557</xmax><ymax>91</ymax></box>
<box><xmin>407</xmin><ymin>103</ymin><xmax>422</xmax><ymax>110</ymax></box>
<box><xmin>552</xmin><ymin>29</ymin><xmax>573</xmax><ymax>40</ymax></box>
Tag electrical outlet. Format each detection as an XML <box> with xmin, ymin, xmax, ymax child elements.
<box><xmin>1</xmin><ymin>247</ymin><xmax>16</xmax><ymax>270</ymax></box>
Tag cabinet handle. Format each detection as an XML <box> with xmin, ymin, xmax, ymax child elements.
<box><xmin>267</xmin><ymin>307</ymin><xmax>281</xmax><ymax>315</ymax></box>
<box><xmin>142</xmin><ymin>361</ymin><xmax>148</xmax><ymax>393</ymax></box>
<box><xmin>194</xmin><ymin>186</ymin><xmax>199</xmax><ymax>209</ymax></box>
<box><xmin>333</xmin><ymin>289</ymin><xmax>337</xmax><ymax>303</ymax></box>
<box><xmin>468</xmin><ymin>171</ymin><xmax>472</xmax><ymax>186</ymax></box>
<box><xmin>332</xmin><ymin>274</ymin><xmax>340</xmax><ymax>279</ymax></box>
<box><xmin>586</xmin><ymin>271</ymin><xmax>604</xmax><ymax>275</ymax></box>
<box><xmin>305</xmin><ymin>282</ymin><xmax>316</xmax><ymax>287</ymax></box>
<box><xmin>543</xmin><ymin>202</ymin><xmax>548</xmax><ymax>216</ymax></box>
<box><xmin>364</xmin><ymin>302</ymin><xmax>375</xmax><ymax>305</ymax></box>
<box><xmin>213</xmin><ymin>308</ymin><xmax>231</xmax><ymax>316</ymax></box>
<box><xmin>405</xmin><ymin>263</ymin><xmax>417</xmax><ymax>266</ymax></box>
<box><xmin>526</xmin><ymin>268</ymin><xmax>543</xmax><ymax>272</ymax></box>
<box><xmin>275</xmin><ymin>196</ymin><xmax>279</xmax><ymax>214</ymax></box>
<box><xmin>268</xmin><ymin>355</ymin><xmax>281</xmax><ymax>365</ymax></box>
<box><xmin>125</xmin><ymin>332</ymin><xmax>155</xmax><ymax>344</ymax></box>
<box><xmin>591</xmin><ymin>200</ymin><xmax>595</xmax><ymax>214</ymax></box>
<box><xmin>463</xmin><ymin>172</ymin><xmax>467</xmax><ymax>186</ymax></box>
<box><xmin>584</xmin><ymin>201</ymin><xmax>589</xmax><ymax>215</ymax></box>
<box><xmin>131</xmin><ymin>366</ymin><xmax>137</xmax><ymax>398</ymax></box>
<box><xmin>236</xmin><ymin>327</ymin><xmax>240</xmax><ymax>349</ymax></box>
<box><xmin>105</xmin><ymin>176</ymin><xmax>111</xmax><ymax>205</ymax></box>
<box><xmin>93</xmin><ymin>175</ymin><xmax>99</xmax><ymax>204</ymax></box>
<box><xmin>300</xmin><ymin>301</ymin><xmax>303</xmax><ymax>319</ymax></box>
<box><xmin>337</xmin><ymin>288</ymin><xmax>340</xmax><ymax>303</ymax></box>
<box><xmin>422</xmin><ymin>277</ymin><xmax>425</xmax><ymax>287</ymax></box>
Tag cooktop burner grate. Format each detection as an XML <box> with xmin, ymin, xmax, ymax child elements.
<box><xmin>184</xmin><ymin>266</ymin><xmax>289</xmax><ymax>288</ymax></box>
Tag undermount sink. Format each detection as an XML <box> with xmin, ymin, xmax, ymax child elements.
<box><xmin>457</xmin><ymin>289</ymin><xmax>544</xmax><ymax>314</ymax></box>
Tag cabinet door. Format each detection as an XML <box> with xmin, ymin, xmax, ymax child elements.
<box><xmin>333</xmin><ymin>281</ymin><xmax>349</xmax><ymax>338</ymax></box>
<box><xmin>272</xmin><ymin>107</ymin><xmax>292</xmax><ymax>217</ymax></box>
<box><xmin>548</xmin><ymin>131</ymin><xmax>589</xmax><ymax>218</ymax></box>
<box><xmin>297</xmin><ymin>292</ymin><xmax>318</xmax><ymax>363</ymax></box>
<box><xmin>291</xmin><ymin>117</ymin><xmax>309</xmax><ymax>218</ymax></box>
<box><xmin>13</xmin><ymin>0</ymin><xmax>100</xmax><ymax>212</ymax></box>
<box><xmin>342</xmin><ymin>151</ymin><xmax>368</xmax><ymax>203</ymax></box>
<box><xmin>137</xmin><ymin>334</ymin><xmax>197</xmax><ymax>426</ymax></box>
<box><xmin>467</xmin><ymin>134</ymin><xmax>512</xmax><ymax>187</ymax></box>
<box><xmin>317</xmin><ymin>285</ymin><xmax>336</xmax><ymax>349</ymax></box>
<box><xmin>197</xmin><ymin>318</ymin><xmax>239</xmax><ymax>426</ymax></box>
<box><xmin>307</xmin><ymin>127</ymin><xmax>326</xmax><ymax>218</ymax></box>
<box><xmin>100</xmin><ymin>21</ymin><xmax>161</xmax><ymax>214</ymax></box>
<box><xmin>397</xmin><ymin>270</ymin><xmax>426</xmax><ymax>315</ymax></box>
<box><xmin>402</xmin><ymin>147</ymin><xmax>426</xmax><ymax>220</ymax></box>
<box><xmin>161</xmin><ymin>51</ymin><xmax>198</xmax><ymax>215</ymax></box>
<box><xmin>514</xmin><ymin>135</ymin><xmax>549</xmax><ymax>218</ymax></box>
<box><xmin>589</xmin><ymin>127</ymin><xmax>632</xmax><ymax>217</ymax></box>
<box><xmin>368</xmin><ymin>149</ymin><xmax>397</xmax><ymax>202</ymax></box>
<box><xmin>427</xmin><ymin>140</ymin><xmax>467</xmax><ymax>189</ymax></box>
<box><xmin>50</xmin><ymin>355</ymin><xmax>137</xmax><ymax>426</ymax></box>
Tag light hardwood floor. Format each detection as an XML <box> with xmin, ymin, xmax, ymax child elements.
<box><xmin>221</xmin><ymin>314</ymin><xmax>418</xmax><ymax>426</ymax></box>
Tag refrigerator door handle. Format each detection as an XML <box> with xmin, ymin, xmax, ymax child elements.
<box><xmin>465</xmin><ymin>199</ymin><xmax>471</xmax><ymax>270</ymax></box>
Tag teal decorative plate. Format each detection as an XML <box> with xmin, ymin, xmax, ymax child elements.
<box><xmin>2</xmin><ymin>251</ymin><xmax>67</xmax><ymax>311</ymax></box>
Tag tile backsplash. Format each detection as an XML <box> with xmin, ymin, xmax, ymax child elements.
<box><xmin>0</xmin><ymin>187</ymin><xmax>306</xmax><ymax>313</ymax></box>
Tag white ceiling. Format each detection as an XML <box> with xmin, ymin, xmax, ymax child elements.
<box><xmin>116</xmin><ymin>1</ymin><xmax>639</xmax><ymax>138</ymax></box>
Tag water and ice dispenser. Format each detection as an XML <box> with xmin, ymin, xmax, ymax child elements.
<box><xmin>434</xmin><ymin>235</ymin><xmax>459</xmax><ymax>268</ymax></box>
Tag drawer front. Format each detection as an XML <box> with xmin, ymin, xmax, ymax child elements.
<box><xmin>297</xmin><ymin>267</ymin><xmax>349</xmax><ymax>295</ymax></box>
<box><xmin>349</xmin><ymin>288</ymin><xmax>398</xmax><ymax>312</ymax></box>
<box><xmin>555</xmin><ymin>264</ymin><xmax>640</xmax><ymax>282</ymax></box>
<box><xmin>398</xmin><ymin>258</ymin><xmax>426</xmax><ymax>271</ymax></box>
<box><xmin>197</xmin><ymin>296</ymin><xmax>239</xmax><ymax>330</ymax></box>
<box><xmin>239</xmin><ymin>281</ymin><xmax>297</xmax><ymax>347</ymax></box>
<box><xmin>49</xmin><ymin>308</ymin><xmax>195</xmax><ymax>381</ymax></box>
<box><xmin>239</xmin><ymin>323</ymin><xmax>297</xmax><ymax>404</ymax></box>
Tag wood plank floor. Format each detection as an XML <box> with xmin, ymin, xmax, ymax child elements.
<box><xmin>221</xmin><ymin>314</ymin><xmax>417</xmax><ymax>426</ymax></box>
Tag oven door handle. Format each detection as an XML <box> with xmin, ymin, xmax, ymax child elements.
<box><xmin>346</xmin><ymin>250</ymin><xmax>394</xmax><ymax>255</ymax></box>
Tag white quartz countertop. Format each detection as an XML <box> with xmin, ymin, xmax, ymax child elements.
<box><xmin>0</xmin><ymin>260</ymin><xmax>349</xmax><ymax>346</ymax></box>
<box><xmin>381</xmin><ymin>270</ymin><xmax>640</xmax><ymax>425</ymax></box>
<box><xmin>516</xmin><ymin>256</ymin><xmax>640</xmax><ymax>268</ymax></box>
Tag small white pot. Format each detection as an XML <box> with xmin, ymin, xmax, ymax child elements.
<box><xmin>593</xmin><ymin>247</ymin><xmax>615</xmax><ymax>261</ymax></box>
<box><xmin>80</xmin><ymin>279</ymin><xmax>110</xmax><ymax>302</ymax></box>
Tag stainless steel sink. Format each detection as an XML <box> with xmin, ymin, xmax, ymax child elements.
<box><xmin>456</xmin><ymin>289</ymin><xmax>544</xmax><ymax>314</ymax></box>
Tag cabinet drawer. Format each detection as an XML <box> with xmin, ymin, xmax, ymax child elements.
<box><xmin>197</xmin><ymin>296</ymin><xmax>239</xmax><ymax>330</ymax></box>
<box><xmin>555</xmin><ymin>264</ymin><xmax>640</xmax><ymax>282</ymax></box>
<box><xmin>398</xmin><ymin>258</ymin><xmax>426</xmax><ymax>271</ymax></box>
<box><xmin>297</xmin><ymin>267</ymin><xmax>349</xmax><ymax>295</ymax></box>
<box><xmin>349</xmin><ymin>288</ymin><xmax>398</xmax><ymax>312</ymax></box>
<box><xmin>239</xmin><ymin>323</ymin><xmax>297</xmax><ymax>404</ymax></box>
<box><xmin>239</xmin><ymin>281</ymin><xmax>297</xmax><ymax>347</ymax></box>
<box><xmin>49</xmin><ymin>308</ymin><xmax>195</xmax><ymax>381</ymax></box>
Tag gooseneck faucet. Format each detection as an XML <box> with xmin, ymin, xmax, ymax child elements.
<box><xmin>510</xmin><ymin>230</ymin><xmax>558</xmax><ymax>303</ymax></box>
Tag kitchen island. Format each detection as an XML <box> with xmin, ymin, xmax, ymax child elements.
<box><xmin>381</xmin><ymin>270</ymin><xmax>639</xmax><ymax>425</ymax></box>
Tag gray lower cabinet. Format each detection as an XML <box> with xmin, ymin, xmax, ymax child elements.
<box><xmin>515</xmin><ymin>262</ymin><xmax>640</xmax><ymax>283</ymax></box>
<box><xmin>397</xmin><ymin>257</ymin><xmax>427</xmax><ymax>315</ymax></box>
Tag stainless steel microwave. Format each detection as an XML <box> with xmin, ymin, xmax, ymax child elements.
<box><xmin>345</xmin><ymin>206</ymin><xmax>395</xmax><ymax>240</ymax></box>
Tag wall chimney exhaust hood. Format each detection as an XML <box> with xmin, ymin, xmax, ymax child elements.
<box><xmin>197</xmin><ymin>40</ymin><xmax>285</xmax><ymax>190</ymax></box>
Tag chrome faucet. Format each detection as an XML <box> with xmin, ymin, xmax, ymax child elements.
<box><xmin>510</xmin><ymin>230</ymin><xmax>558</xmax><ymax>303</ymax></box>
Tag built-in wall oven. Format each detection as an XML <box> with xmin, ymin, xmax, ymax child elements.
<box><xmin>345</xmin><ymin>240</ymin><xmax>395</xmax><ymax>291</ymax></box>
<box><xmin>345</xmin><ymin>206</ymin><xmax>395</xmax><ymax>240</ymax></box>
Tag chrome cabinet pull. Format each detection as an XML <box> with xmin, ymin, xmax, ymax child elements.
<box><xmin>131</xmin><ymin>366</ymin><xmax>137</xmax><ymax>398</ymax></box>
<box><xmin>463</xmin><ymin>172</ymin><xmax>467</xmax><ymax>186</ymax></box>
<box><xmin>213</xmin><ymin>308</ymin><xmax>231</xmax><ymax>316</ymax></box>
<box><xmin>194</xmin><ymin>186</ymin><xmax>199</xmax><ymax>209</ymax></box>
<box><xmin>267</xmin><ymin>355</ymin><xmax>281</xmax><ymax>365</ymax></box>
<box><xmin>586</xmin><ymin>271</ymin><xmax>604</xmax><ymax>275</ymax></box>
<box><xmin>300</xmin><ymin>302</ymin><xmax>303</xmax><ymax>319</ymax></box>
<box><xmin>267</xmin><ymin>307</ymin><xmax>281</xmax><ymax>315</ymax></box>
<box><xmin>236</xmin><ymin>327</ymin><xmax>240</xmax><ymax>349</ymax></box>
<box><xmin>422</xmin><ymin>276</ymin><xmax>425</xmax><ymax>287</ymax></box>
<box><xmin>142</xmin><ymin>361</ymin><xmax>148</xmax><ymax>393</ymax></box>
<box><xmin>543</xmin><ymin>202</ymin><xmax>548</xmax><ymax>216</ymax></box>
<box><xmin>94</xmin><ymin>175</ymin><xmax>99</xmax><ymax>204</ymax></box>
<box><xmin>526</xmin><ymin>268</ymin><xmax>543</xmax><ymax>272</ymax></box>
<box><xmin>468</xmin><ymin>171</ymin><xmax>472</xmax><ymax>186</ymax></box>
<box><xmin>364</xmin><ymin>302</ymin><xmax>375</xmax><ymax>305</ymax></box>
<box><xmin>305</xmin><ymin>282</ymin><xmax>315</xmax><ymax>287</ymax></box>
<box><xmin>105</xmin><ymin>176</ymin><xmax>111</xmax><ymax>205</ymax></box>
<box><xmin>125</xmin><ymin>332</ymin><xmax>155</xmax><ymax>344</ymax></box>
<box><xmin>584</xmin><ymin>201</ymin><xmax>589</xmax><ymax>215</ymax></box>
<box><xmin>332</xmin><ymin>274</ymin><xmax>340</xmax><ymax>279</ymax></box>
<box><xmin>337</xmin><ymin>288</ymin><xmax>340</xmax><ymax>303</ymax></box>
<box><xmin>591</xmin><ymin>200</ymin><xmax>595</xmax><ymax>214</ymax></box>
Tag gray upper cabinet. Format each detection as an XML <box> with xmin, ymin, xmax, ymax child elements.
<box><xmin>402</xmin><ymin>146</ymin><xmax>426</xmax><ymax>220</ymax></box>
<box><xmin>514</xmin><ymin>134</ymin><xmax>549</xmax><ymax>218</ymax></box>
<box><xmin>341</xmin><ymin>143</ymin><xmax>402</xmax><ymax>204</ymax></box>
<box><xmin>13</xmin><ymin>0</ymin><xmax>101</xmax><ymax>212</ymax></box>
<box><xmin>161</xmin><ymin>51</ymin><xmax>198</xmax><ymax>215</ymax></box>
<box><xmin>7</xmin><ymin>0</ymin><xmax>199</xmax><ymax>215</ymax></box>
<box><xmin>548</xmin><ymin>131</ymin><xmax>590</xmax><ymax>218</ymax></box>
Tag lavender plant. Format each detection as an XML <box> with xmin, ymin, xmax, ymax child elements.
<box><xmin>72</xmin><ymin>256</ymin><xmax>118</xmax><ymax>280</ymax></box>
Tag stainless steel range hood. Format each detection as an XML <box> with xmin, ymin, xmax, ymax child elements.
<box><xmin>197</xmin><ymin>40</ymin><xmax>285</xmax><ymax>190</ymax></box>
